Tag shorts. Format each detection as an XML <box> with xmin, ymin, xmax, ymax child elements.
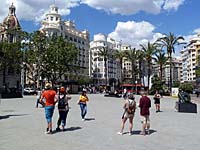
<box><xmin>154</xmin><ymin>98</ymin><xmax>160</xmax><ymax>104</ymax></box>
<box><xmin>140</xmin><ymin>115</ymin><xmax>150</xmax><ymax>124</ymax></box>
<box><xmin>45</xmin><ymin>106</ymin><xmax>55</xmax><ymax>123</ymax></box>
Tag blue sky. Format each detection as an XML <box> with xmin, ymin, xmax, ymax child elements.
<box><xmin>1</xmin><ymin>0</ymin><xmax>200</xmax><ymax>51</ymax></box>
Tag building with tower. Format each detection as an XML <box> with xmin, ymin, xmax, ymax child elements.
<box><xmin>0</xmin><ymin>3</ymin><xmax>22</xmax><ymax>92</ymax></box>
<box><xmin>40</xmin><ymin>4</ymin><xmax>90</xmax><ymax>80</ymax></box>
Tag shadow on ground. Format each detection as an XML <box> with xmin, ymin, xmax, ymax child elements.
<box><xmin>0</xmin><ymin>114</ymin><xmax>29</xmax><ymax>120</ymax></box>
<box><xmin>123</xmin><ymin>129</ymin><xmax>157</xmax><ymax>136</ymax></box>
<box><xmin>53</xmin><ymin>126</ymin><xmax>82</xmax><ymax>134</ymax></box>
<box><xmin>85</xmin><ymin>118</ymin><xmax>95</xmax><ymax>121</ymax></box>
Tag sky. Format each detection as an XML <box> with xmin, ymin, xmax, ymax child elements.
<box><xmin>1</xmin><ymin>0</ymin><xmax>200</xmax><ymax>55</ymax></box>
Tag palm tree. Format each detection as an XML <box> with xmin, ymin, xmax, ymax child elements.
<box><xmin>124</xmin><ymin>48</ymin><xmax>138</xmax><ymax>84</ymax></box>
<box><xmin>153</xmin><ymin>51</ymin><xmax>168</xmax><ymax>81</ymax></box>
<box><xmin>140</xmin><ymin>42</ymin><xmax>158</xmax><ymax>90</ymax></box>
<box><xmin>113</xmin><ymin>49</ymin><xmax>126</xmax><ymax>85</ymax></box>
<box><xmin>98</xmin><ymin>46</ymin><xmax>111</xmax><ymax>86</ymax></box>
<box><xmin>136</xmin><ymin>50</ymin><xmax>145</xmax><ymax>84</ymax></box>
<box><xmin>156</xmin><ymin>32</ymin><xmax>184</xmax><ymax>92</ymax></box>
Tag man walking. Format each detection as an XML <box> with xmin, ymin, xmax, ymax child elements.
<box><xmin>139</xmin><ymin>91</ymin><xmax>151</xmax><ymax>135</ymax></box>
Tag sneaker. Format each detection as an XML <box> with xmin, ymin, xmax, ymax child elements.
<box><xmin>146</xmin><ymin>130</ymin><xmax>150</xmax><ymax>135</ymax></box>
<box><xmin>140</xmin><ymin>131</ymin><xmax>145</xmax><ymax>136</ymax></box>
<box><xmin>129</xmin><ymin>131</ymin><xmax>132</xmax><ymax>136</ymax></box>
<box><xmin>117</xmin><ymin>132</ymin><xmax>123</xmax><ymax>135</ymax></box>
<box><xmin>45</xmin><ymin>130</ymin><xmax>52</xmax><ymax>134</ymax></box>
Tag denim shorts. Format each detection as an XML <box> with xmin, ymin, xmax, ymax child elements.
<box><xmin>45</xmin><ymin>106</ymin><xmax>55</xmax><ymax>123</ymax></box>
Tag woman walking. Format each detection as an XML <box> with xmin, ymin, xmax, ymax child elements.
<box><xmin>154</xmin><ymin>90</ymin><xmax>161</xmax><ymax>112</ymax></box>
<box><xmin>56</xmin><ymin>87</ymin><xmax>71</xmax><ymax>131</ymax></box>
<box><xmin>40</xmin><ymin>83</ymin><xmax>57</xmax><ymax>134</ymax></box>
<box><xmin>77</xmin><ymin>90</ymin><xmax>89</xmax><ymax>121</ymax></box>
<box><xmin>117</xmin><ymin>93</ymin><xmax>136</xmax><ymax>135</ymax></box>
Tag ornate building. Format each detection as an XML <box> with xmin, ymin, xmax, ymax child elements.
<box><xmin>0</xmin><ymin>3</ymin><xmax>22</xmax><ymax>90</ymax></box>
<box><xmin>40</xmin><ymin>4</ymin><xmax>90</xmax><ymax>80</ymax></box>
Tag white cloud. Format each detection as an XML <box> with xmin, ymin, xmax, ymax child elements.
<box><xmin>183</xmin><ymin>28</ymin><xmax>200</xmax><ymax>43</ymax></box>
<box><xmin>108</xmin><ymin>20</ymin><xmax>163</xmax><ymax>48</ymax></box>
<box><xmin>163</xmin><ymin>0</ymin><xmax>185</xmax><ymax>11</ymax></box>
<box><xmin>0</xmin><ymin>0</ymin><xmax>186</xmax><ymax>23</ymax></box>
<box><xmin>0</xmin><ymin>0</ymin><xmax>79</xmax><ymax>23</ymax></box>
<box><xmin>81</xmin><ymin>0</ymin><xmax>185</xmax><ymax>15</ymax></box>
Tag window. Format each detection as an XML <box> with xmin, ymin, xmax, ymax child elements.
<box><xmin>51</xmin><ymin>17</ymin><xmax>53</xmax><ymax>21</ymax></box>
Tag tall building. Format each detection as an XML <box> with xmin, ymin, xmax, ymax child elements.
<box><xmin>0</xmin><ymin>3</ymin><xmax>22</xmax><ymax>89</ymax></box>
<box><xmin>180</xmin><ymin>36</ymin><xmax>200</xmax><ymax>83</ymax></box>
<box><xmin>89</xmin><ymin>33</ymin><xmax>121</xmax><ymax>86</ymax></box>
<box><xmin>152</xmin><ymin>57</ymin><xmax>182</xmax><ymax>88</ymax></box>
<box><xmin>40</xmin><ymin>4</ymin><xmax>90</xmax><ymax>79</ymax></box>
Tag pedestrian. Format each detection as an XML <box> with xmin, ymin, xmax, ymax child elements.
<box><xmin>117</xmin><ymin>93</ymin><xmax>136</xmax><ymax>136</ymax></box>
<box><xmin>56</xmin><ymin>86</ymin><xmax>71</xmax><ymax>132</ymax></box>
<box><xmin>40</xmin><ymin>83</ymin><xmax>58</xmax><ymax>134</ymax></box>
<box><xmin>123</xmin><ymin>88</ymin><xmax>128</xmax><ymax>100</ymax></box>
<box><xmin>154</xmin><ymin>90</ymin><xmax>161</xmax><ymax>112</ymax></box>
<box><xmin>139</xmin><ymin>91</ymin><xmax>151</xmax><ymax>135</ymax></box>
<box><xmin>36</xmin><ymin>88</ymin><xmax>44</xmax><ymax>108</ymax></box>
<box><xmin>77</xmin><ymin>89</ymin><xmax>89</xmax><ymax>121</ymax></box>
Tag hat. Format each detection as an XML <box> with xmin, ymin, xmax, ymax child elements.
<box><xmin>45</xmin><ymin>83</ymin><xmax>52</xmax><ymax>89</ymax></box>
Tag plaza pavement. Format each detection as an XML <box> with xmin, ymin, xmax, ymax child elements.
<box><xmin>0</xmin><ymin>94</ymin><xmax>200</xmax><ymax>150</ymax></box>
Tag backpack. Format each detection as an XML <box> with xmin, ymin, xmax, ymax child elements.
<box><xmin>58</xmin><ymin>94</ymin><xmax>66</xmax><ymax>109</ymax></box>
<box><xmin>127</xmin><ymin>99</ymin><xmax>136</xmax><ymax>114</ymax></box>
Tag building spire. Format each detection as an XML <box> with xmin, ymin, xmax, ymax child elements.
<box><xmin>9</xmin><ymin>2</ymin><xmax>16</xmax><ymax>16</ymax></box>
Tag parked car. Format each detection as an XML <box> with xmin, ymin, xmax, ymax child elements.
<box><xmin>24</xmin><ymin>88</ymin><xmax>37</xmax><ymax>95</ymax></box>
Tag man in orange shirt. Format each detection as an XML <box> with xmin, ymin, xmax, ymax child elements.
<box><xmin>40</xmin><ymin>83</ymin><xmax>58</xmax><ymax>134</ymax></box>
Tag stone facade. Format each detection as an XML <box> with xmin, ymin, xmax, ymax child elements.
<box><xmin>40</xmin><ymin>4</ymin><xmax>90</xmax><ymax>80</ymax></box>
<box><xmin>0</xmin><ymin>3</ymin><xmax>21</xmax><ymax>89</ymax></box>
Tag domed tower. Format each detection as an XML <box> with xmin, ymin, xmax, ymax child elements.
<box><xmin>40</xmin><ymin>4</ymin><xmax>62</xmax><ymax>36</ymax></box>
<box><xmin>0</xmin><ymin>3</ymin><xmax>21</xmax><ymax>42</ymax></box>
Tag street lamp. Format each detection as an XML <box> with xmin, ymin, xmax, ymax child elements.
<box><xmin>135</xmin><ymin>80</ymin><xmax>137</xmax><ymax>95</ymax></box>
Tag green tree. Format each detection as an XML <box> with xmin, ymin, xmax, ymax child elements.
<box><xmin>156</xmin><ymin>32</ymin><xmax>184</xmax><ymax>91</ymax></box>
<box><xmin>24</xmin><ymin>31</ymin><xmax>48</xmax><ymax>88</ymax></box>
<box><xmin>113</xmin><ymin>49</ymin><xmax>126</xmax><ymax>85</ymax></box>
<box><xmin>179</xmin><ymin>83</ymin><xmax>193</xmax><ymax>93</ymax></box>
<box><xmin>0</xmin><ymin>41</ymin><xmax>22</xmax><ymax>85</ymax></box>
<box><xmin>42</xmin><ymin>36</ymin><xmax>78</xmax><ymax>85</ymax></box>
<box><xmin>153</xmin><ymin>51</ymin><xmax>168</xmax><ymax>81</ymax></box>
<box><xmin>136</xmin><ymin>50</ymin><xmax>145</xmax><ymax>84</ymax></box>
<box><xmin>140</xmin><ymin>42</ymin><xmax>157</xmax><ymax>90</ymax></box>
<box><xmin>150</xmin><ymin>74</ymin><xmax>163</xmax><ymax>94</ymax></box>
<box><xmin>124</xmin><ymin>48</ymin><xmax>138</xmax><ymax>85</ymax></box>
<box><xmin>98</xmin><ymin>46</ymin><xmax>111</xmax><ymax>86</ymax></box>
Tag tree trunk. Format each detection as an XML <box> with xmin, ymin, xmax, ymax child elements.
<box><xmin>160</xmin><ymin>65</ymin><xmax>163</xmax><ymax>81</ymax></box>
<box><xmin>169</xmin><ymin>54</ymin><xmax>172</xmax><ymax>93</ymax></box>
<box><xmin>120</xmin><ymin>58</ymin><xmax>123</xmax><ymax>86</ymax></box>
<box><xmin>104</xmin><ymin>58</ymin><xmax>107</xmax><ymax>86</ymax></box>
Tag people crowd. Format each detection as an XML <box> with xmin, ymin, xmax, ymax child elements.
<box><xmin>37</xmin><ymin>83</ymin><xmax>159</xmax><ymax>136</ymax></box>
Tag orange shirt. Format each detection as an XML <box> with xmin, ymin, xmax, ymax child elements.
<box><xmin>42</xmin><ymin>90</ymin><xmax>57</xmax><ymax>106</ymax></box>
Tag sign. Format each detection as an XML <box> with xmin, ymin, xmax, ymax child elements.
<box><xmin>172</xmin><ymin>88</ymin><xmax>179</xmax><ymax>97</ymax></box>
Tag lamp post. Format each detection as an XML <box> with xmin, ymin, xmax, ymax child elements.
<box><xmin>21</xmin><ymin>40</ymin><xmax>28</xmax><ymax>96</ymax></box>
<box><xmin>135</xmin><ymin>80</ymin><xmax>137</xmax><ymax>95</ymax></box>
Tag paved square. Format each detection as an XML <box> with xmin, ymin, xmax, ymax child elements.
<box><xmin>0</xmin><ymin>94</ymin><xmax>199</xmax><ymax>150</ymax></box>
